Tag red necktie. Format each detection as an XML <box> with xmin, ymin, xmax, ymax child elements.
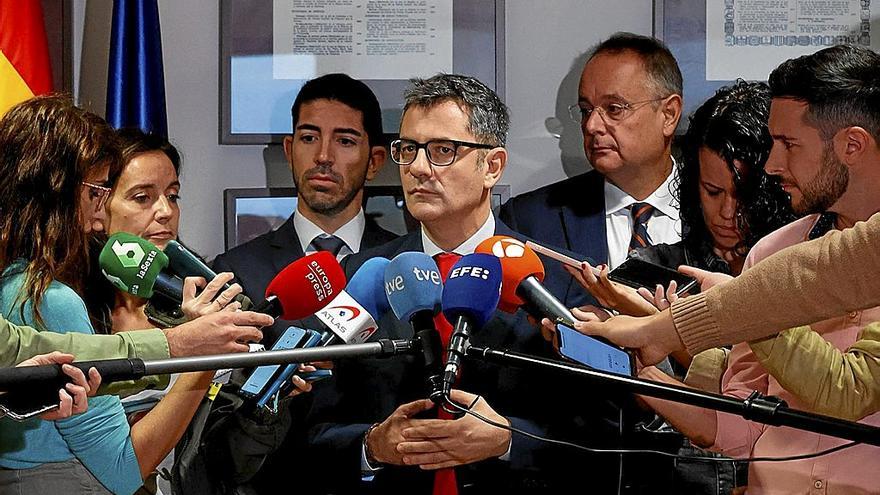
<box><xmin>432</xmin><ymin>252</ymin><xmax>461</xmax><ymax>495</ymax></box>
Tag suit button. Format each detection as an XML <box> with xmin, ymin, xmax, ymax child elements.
<box><xmin>814</xmin><ymin>480</ymin><xmax>823</xmax><ymax>489</ymax></box>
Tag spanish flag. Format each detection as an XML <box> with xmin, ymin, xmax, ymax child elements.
<box><xmin>0</xmin><ymin>0</ymin><xmax>52</xmax><ymax>117</ymax></box>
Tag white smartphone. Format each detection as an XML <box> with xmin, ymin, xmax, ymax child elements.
<box><xmin>525</xmin><ymin>240</ymin><xmax>601</xmax><ymax>276</ymax></box>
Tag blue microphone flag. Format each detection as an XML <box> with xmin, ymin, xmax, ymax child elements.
<box><xmin>384</xmin><ymin>252</ymin><xmax>442</xmax><ymax>321</ymax></box>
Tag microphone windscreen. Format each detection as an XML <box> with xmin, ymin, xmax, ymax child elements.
<box><xmin>384</xmin><ymin>252</ymin><xmax>442</xmax><ymax>321</ymax></box>
<box><xmin>99</xmin><ymin>232</ymin><xmax>169</xmax><ymax>298</ymax></box>
<box><xmin>476</xmin><ymin>236</ymin><xmax>545</xmax><ymax>313</ymax></box>
<box><xmin>345</xmin><ymin>257</ymin><xmax>391</xmax><ymax>319</ymax></box>
<box><xmin>441</xmin><ymin>253</ymin><xmax>501</xmax><ymax>328</ymax></box>
<box><xmin>265</xmin><ymin>251</ymin><xmax>346</xmax><ymax>320</ymax></box>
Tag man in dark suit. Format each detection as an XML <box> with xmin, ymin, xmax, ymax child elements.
<box><xmin>307</xmin><ymin>74</ymin><xmax>624</xmax><ymax>494</ymax></box>
<box><xmin>201</xmin><ymin>73</ymin><xmax>398</xmax><ymax>493</ymax></box>
<box><xmin>213</xmin><ymin>73</ymin><xmax>398</xmax><ymax>340</ymax></box>
<box><xmin>499</xmin><ymin>33</ymin><xmax>684</xmax><ymax>274</ymax></box>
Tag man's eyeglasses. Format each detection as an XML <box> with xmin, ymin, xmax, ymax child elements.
<box><xmin>568</xmin><ymin>97</ymin><xmax>667</xmax><ymax>125</ymax></box>
<box><xmin>390</xmin><ymin>139</ymin><xmax>496</xmax><ymax>167</ymax></box>
<box><xmin>82</xmin><ymin>181</ymin><xmax>112</xmax><ymax>210</ymax></box>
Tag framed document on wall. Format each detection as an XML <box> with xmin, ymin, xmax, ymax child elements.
<box><xmin>220</xmin><ymin>0</ymin><xmax>505</xmax><ymax>144</ymax></box>
<box><xmin>655</xmin><ymin>0</ymin><xmax>879</xmax><ymax>124</ymax></box>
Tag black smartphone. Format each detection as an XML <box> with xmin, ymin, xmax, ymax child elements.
<box><xmin>608</xmin><ymin>257</ymin><xmax>698</xmax><ymax>295</ymax></box>
<box><xmin>557</xmin><ymin>323</ymin><xmax>635</xmax><ymax>376</ymax></box>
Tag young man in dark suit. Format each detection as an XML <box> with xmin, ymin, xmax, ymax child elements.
<box><xmin>198</xmin><ymin>73</ymin><xmax>398</xmax><ymax>493</ymax></box>
<box><xmin>213</xmin><ymin>73</ymin><xmax>399</xmax><ymax>341</ymax></box>
<box><xmin>307</xmin><ymin>74</ymin><xmax>624</xmax><ymax>494</ymax></box>
<box><xmin>499</xmin><ymin>33</ymin><xmax>684</xmax><ymax>276</ymax></box>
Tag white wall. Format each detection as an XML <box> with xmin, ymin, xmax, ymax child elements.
<box><xmin>73</xmin><ymin>0</ymin><xmax>654</xmax><ymax>258</ymax></box>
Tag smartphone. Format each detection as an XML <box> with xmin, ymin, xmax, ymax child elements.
<box><xmin>557</xmin><ymin>323</ymin><xmax>635</xmax><ymax>376</ymax></box>
<box><xmin>608</xmin><ymin>257</ymin><xmax>698</xmax><ymax>296</ymax></box>
<box><xmin>256</xmin><ymin>329</ymin><xmax>324</xmax><ymax>408</ymax></box>
<box><xmin>239</xmin><ymin>326</ymin><xmax>309</xmax><ymax>398</ymax></box>
<box><xmin>525</xmin><ymin>240</ymin><xmax>601</xmax><ymax>276</ymax></box>
<box><xmin>299</xmin><ymin>369</ymin><xmax>333</xmax><ymax>383</ymax></box>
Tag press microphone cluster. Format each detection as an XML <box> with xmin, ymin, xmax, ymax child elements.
<box><xmin>100</xmin><ymin>232</ymin><xmax>347</xmax><ymax>321</ymax></box>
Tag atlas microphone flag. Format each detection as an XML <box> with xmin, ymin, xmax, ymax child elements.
<box><xmin>106</xmin><ymin>0</ymin><xmax>168</xmax><ymax>138</ymax></box>
<box><xmin>0</xmin><ymin>0</ymin><xmax>53</xmax><ymax>117</ymax></box>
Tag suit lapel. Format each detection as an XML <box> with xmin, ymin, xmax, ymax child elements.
<box><xmin>269</xmin><ymin>215</ymin><xmax>305</xmax><ymax>273</ymax></box>
<box><xmin>560</xmin><ymin>171</ymin><xmax>608</xmax><ymax>265</ymax></box>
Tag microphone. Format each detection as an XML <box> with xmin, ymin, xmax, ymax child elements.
<box><xmin>384</xmin><ymin>252</ymin><xmax>444</xmax><ymax>386</ymax></box>
<box><xmin>164</xmin><ymin>239</ymin><xmax>226</xmax><ymax>285</ymax></box>
<box><xmin>257</xmin><ymin>251</ymin><xmax>347</xmax><ymax>320</ymax></box>
<box><xmin>258</xmin><ymin>257</ymin><xmax>389</xmax><ymax>401</ymax></box>
<box><xmin>163</xmin><ymin>239</ymin><xmax>249</xmax><ymax>306</ymax></box>
<box><xmin>436</xmin><ymin>253</ymin><xmax>501</xmax><ymax>400</ymax></box>
<box><xmin>314</xmin><ymin>257</ymin><xmax>391</xmax><ymax>345</ymax></box>
<box><xmin>99</xmin><ymin>232</ymin><xmax>182</xmax><ymax>300</ymax></box>
<box><xmin>476</xmin><ymin>236</ymin><xmax>576</xmax><ymax>326</ymax></box>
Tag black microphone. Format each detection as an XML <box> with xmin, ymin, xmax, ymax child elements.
<box><xmin>436</xmin><ymin>254</ymin><xmax>502</xmax><ymax>401</ymax></box>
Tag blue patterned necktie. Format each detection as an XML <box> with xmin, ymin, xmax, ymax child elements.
<box><xmin>309</xmin><ymin>235</ymin><xmax>346</xmax><ymax>257</ymax></box>
<box><xmin>629</xmin><ymin>202</ymin><xmax>654</xmax><ymax>252</ymax></box>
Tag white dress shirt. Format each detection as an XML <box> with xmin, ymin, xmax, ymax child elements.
<box><xmin>294</xmin><ymin>208</ymin><xmax>366</xmax><ymax>260</ymax></box>
<box><xmin>603</xmin><ymin>159</ymin><xmax>682</xmax><ymax>269</ymax></box>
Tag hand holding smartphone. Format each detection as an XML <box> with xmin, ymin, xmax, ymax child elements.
<box><xmin>525</xmin><ymin>240</ymin><xmax>600</xmax><ymax>277</ymax></box>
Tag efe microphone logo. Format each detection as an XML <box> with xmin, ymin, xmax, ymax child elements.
<box><xmin>448</xmin><ymin>265</ymin><xmax>491</xmax><ymax>280</ymax></box>
<box><xmin>489</xmin><ymin>238</ymin><xmax>526</xmax><ymax>258</ymax></box>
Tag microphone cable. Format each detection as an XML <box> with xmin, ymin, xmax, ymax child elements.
<box><xmin>441</xmin><ymin>394</ymin><xmax>862</xmax><ymax>464</ymax></box>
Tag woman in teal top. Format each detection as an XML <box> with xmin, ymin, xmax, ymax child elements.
<box><xmin>0</xmin><ymin>96</ymin><xmax>141</xmax><ymax>494</ymax></box>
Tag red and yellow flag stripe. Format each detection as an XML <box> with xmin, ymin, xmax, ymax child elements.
<box><xmin>0</xmin><ymin>0</ymin><xmax>53</xmax><ymax>117</ymax></box>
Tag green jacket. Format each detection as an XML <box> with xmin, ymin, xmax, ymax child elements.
<box><xmin>0</xmin><ymin>315</ymin><xmax>170</xmax><ymax>396</ymax></box>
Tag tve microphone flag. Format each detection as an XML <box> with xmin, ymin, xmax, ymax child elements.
<box><xmin>384</xmin><ymin>252</ymin><xmax>443</xmax><ymax>322</ymax></box>
<box><xmin>0</xmin><ymin>1</ymin><xmax>53</xmax><ymax>117</ymax></box>
<box><xmin>106</xmin><ymin>0</ymin><xmax>168</xmax><ymax>137</ymax></box>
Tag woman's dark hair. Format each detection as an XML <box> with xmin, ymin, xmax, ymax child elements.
<box><xmin>115</xmin><ymin>127</ymin><xmax>182</xmax><ymax>178</ymax></box>
<box><xmin>676</xmin><ymin>81</ymin><xmax>795</xmax><ymax>263</ymax></box>
<box><xmin>0</xmin><ymin>94</ymin><xmax>122</xmax><ymax>327</ymax></box>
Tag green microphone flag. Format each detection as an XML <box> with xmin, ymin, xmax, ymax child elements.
<box><xmin>99</xmin><ymin>232</ymin><xmax>169</xmax><ymax>298</ymax></box>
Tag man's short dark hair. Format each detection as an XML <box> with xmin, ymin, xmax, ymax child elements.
<box><xmin>290</xmin><ymin>73</ymin><xmax>384</xmax><ymax>147</ymax></box>
<box><xmin>769</xmin><ymin>44</ymin><xmax>880</xmax><ymax>141</ymax></box>
<box><xmin>588</xmin><ymin>32</ymin><xmax>683</xmax><ymax>98</ymax></box>
<box><xmin>403</xmin><ymin>73</ymin><xmax>509</xmax><ymax>146</ymax></box>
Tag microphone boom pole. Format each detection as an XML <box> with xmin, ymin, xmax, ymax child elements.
<box><xmin>467</xmin><ymin>345</ymin><xmax>880</xmax><ymax>447</ymax></box>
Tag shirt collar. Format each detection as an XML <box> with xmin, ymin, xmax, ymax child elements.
<box><xmin>421</xmin><ymin>214</ymin><xmax>496</xmax><ymax>257</ymax></box>
<box><xmin>603</xmin><ymin>156</ymin><xmax>680</xmax><ymax>220</ymax></box>
<box><xmin>293</xmin><ymin>208</ymin><xmax>366</xmax><ymax>253</ymax></box>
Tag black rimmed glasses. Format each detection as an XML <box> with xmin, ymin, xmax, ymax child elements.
<box><xmin>81</xmin><ymin>181</ymin><xmax>112</xmax><ymax>211</ymax></box>
<box><xmin>568</xmin><ymin>97</ymin><xmax>668</xmax><ymax>125</ymax></box>
<box><xmin>390</xmin><ymin>138</ymin><xmax>496</xmax><ymax>167</ymax></box>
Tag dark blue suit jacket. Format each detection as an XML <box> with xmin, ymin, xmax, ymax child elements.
<box><xmin>497</xmin><ymin>170</ymin><xmax>607</xmax><ymax>309</ymax></box>
<box><xmin>212</xmin><ymin>214</ymin><xmax>399</xmax><ymax>342</ymax></box>
<box><xmin>306</xmin><ymin>217</ymin><xmax>625</xmax><ymax>494</ymax></box>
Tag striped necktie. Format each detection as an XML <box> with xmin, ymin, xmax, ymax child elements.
<box><xmin>629</xmin><ymin>202</ymin><xmax>654</xmax><ymax>252</ymax></box>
